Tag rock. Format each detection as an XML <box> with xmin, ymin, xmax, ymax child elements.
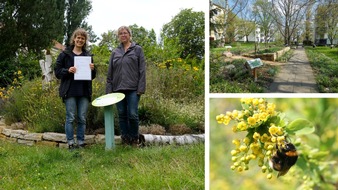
<box><xmin>225</xmin><ymin>64</ymin><xmax>235</xmax><ymax>70</ymax></box>
<box><xmin>95</xmin><ymin>134</ymin><xmax>106</xmax><ymax>144</ymax></box>
<box><xmin>2</xmin><ymin>128</ymin><xmax>12</xmax><ymax>136</ymax></box>
<box><xmin>42</xmin><ymin>132</ymin><xmax>67</xmax><ymax>143</ymax></box>
<box><xmin>0</xmin><ymin>126</ymin><xmax>5</xmax><ymax>134</ymax></box>
<box><xmin>17</xmin><ymin>139</ymin><xmax>34</xmax><ymax>146</ymax></box>
<box><xmin>223</xmin><ymin>51</ymin><xmax>232</xmax><ymax>57</ymax></box>
<box><xmin>10</xmin><ymin>130</ymin><xmax>28</xmax><ymax>138</ymax></box>
<box><xmin>23</xmin><ymin>133</ymin><xmax>43</xmax><ymax>141</ymax></box>
<box><xmin>84</xmin><ymin>135</ymin><xmax>95</xmax><ymax>144</ymax></box>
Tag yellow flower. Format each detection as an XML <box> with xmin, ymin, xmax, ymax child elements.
<box><xmin>260</xmin><ymin>133</ymin><xmax>270</xmax><ymax>143</ymax></box>
<box><xmin>267</xmin><ymin>103</ymin><xmax>276</xmax><ymax>115</ymax></box>
<box><xmin>232</xmin><ymin>110</ymin><xmax>239</xmax><ymax>118</ymax></box>
<box><xmin>259</xmin><ymin>112</ymin><xmax>268</xmax><ymax>121</ymax></box>
<box><xmin>232</xmin><ymin>139</ymin><xmax>241</xmax><ymax>146</ymax></box>
<box><xmin>239</xmin><ymin>145</ymin><xmax>248</xmax><ymax>152</ymax></box>
<box><xmin>223</xmin><ymin>115</ymin><xmax>231</xmax><ymax>125</ymax></box>
<box><xmin>231</xmin><ymin>150</ymin><xmax>239</xmax><ymax>156</ymax></box>
<box><xmin>258</xmin><ymin>104</ymin><xmax>266</xmax><ymax>112</ymax></box>
<box><xmin>241</xmin><ymin>98</ymin><xmax>253</xmax><ymax>104</ymax></box>
<box><xmin>258</xmin><ymin>98</ymin><xmax>265</xmax><ymax>104</ymax></box>
<box><xmin>277</xmin><ymin>136</ymin><xmax>285</xmax><ymax>144</ymax></box>
<box><xmin>269</xmin><ymin>125</ymin><xmax>278</xmax><ymax>135</ymax></box>
<box><xmin>276</xmin><ymin>127</ymin><xmax>284</xmax><ymax>135</ymax></box>
<box><xmin>193</xmin><ymin>67</ymin><xmax>199</xmax><ymax>71</ymax></box>
<box><xmin>253</xmin><ymin>132</ymin><xmax>260</xmax><ymax>140</ymax></box>
<box><xmin>267</xmin><ymin>173</ymin><xmax>273</xmax><ymax>179</ymax></box>
<box><xmin>247</xmin><ymin>117</ymin><xmax>256</xmax><ymax>126</ymax></box>
<box><xmin>216</xmin><ymin>114</ymin><xmax>225</xmax><ymax>124</ymax></box>
<box><xmin>17</xmin><ymin>70</ymin><xmax>22</xmax><ymax>75</ymax></box>
<box><xmin>237</xmin><ymin>121</ymin><xmax>247</xmax><ymax>131</ymax></box>
<box><xmin>243</xmin><ymin>137</ymin><xmax>250</xmax><ymax>145</ymax></box>
<box><xmin>252</xmin><ymin>98</ymin><xmax>259</xmax><ymax>105</ymax></box>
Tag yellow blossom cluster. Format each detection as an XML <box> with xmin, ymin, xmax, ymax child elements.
<box><xmin>0</xmin><ymin>70</ymin><xmax>24</xmax><ymax>101</ymax></box>
<box><xmin>154</xmin><ymin>58</ymin><xmax>200</xmax><ymax>72</ymax></box>
<box><xmin>216</xmin><ymin>98</ymin><xmax>277</xmax><ymax>131</ymax></box>
<box><xmin>216</xmin><ymin>98</ymin><xmax>287</xmax><ymax>179</ymax></box>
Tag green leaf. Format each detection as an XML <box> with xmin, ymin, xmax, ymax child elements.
<box><xmin>301</xmin><ymin>133</ymin><xmax>321</xmax><ymax>148</ymax></box>
<box><xmin>286</xmin><ymin>119</ymin><xmax>315</xmax><ymax>135</ymax></box>
<box><xmin>309</xmin><ymin>151</ymin><xmax>329</xmax><ymax>159</ymax></box>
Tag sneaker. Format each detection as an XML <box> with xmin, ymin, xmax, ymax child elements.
<box><xmin>78</xmin><ymin>144</ymin><xmax>85</xmax><ymax>149</ymax></box>
<box><xmin>121</xmin><ymin>136</ymin><xmax>130</xmax><ymax>146</ymax></box>
<box><xmin>68</xmin><ymin>144</ymin><xmax>76</xmax><ymax>151</ymax></box>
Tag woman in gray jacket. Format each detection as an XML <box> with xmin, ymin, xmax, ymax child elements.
<box><xmin>106</xmin><ymin>26</ymin><xmax>146</xmax><ymax>147</ymax></box>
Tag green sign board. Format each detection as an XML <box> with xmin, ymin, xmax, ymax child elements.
<box><xmin>247</xmin><ymin>58</ymin><xmax>263</xmax><ymax>69</ymax></box>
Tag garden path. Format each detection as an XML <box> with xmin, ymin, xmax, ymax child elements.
<box><xmin>266</xmin><ymin>47</ymin><xmax>319</xmax><ymax>93</ymax></box>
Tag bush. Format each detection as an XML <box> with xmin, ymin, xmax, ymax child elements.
<box><xmin>1</xmin><ymin>60</ymin><xmax>204</xmax><ymax>134</ymax></box>
<box><xmin>209</xmin><ymin>57</ymin><xmax>277</xmax><ymax>93</ymax></box>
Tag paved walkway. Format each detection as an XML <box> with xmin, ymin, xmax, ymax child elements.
<box><xmin>266</xmin><ymin>47</ymin><xmax>319</xmax><ymax>93</ymax></box>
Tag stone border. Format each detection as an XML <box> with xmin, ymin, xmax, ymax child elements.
<box><xmin>0</xmin><ymin>120</ymin><xmax>204</xmax><ymax>148</ymax></box>
<box><xmin>0</xmin><ymin>125</ymin><xmax>112</xmax><ymax>148</ymax></box>
<box><xmin>243</xmin><ymin>47</ymin><xmax>291</xmax><ymax>61</ymax></box>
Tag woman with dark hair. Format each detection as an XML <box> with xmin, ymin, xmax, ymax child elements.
<box><xmin>106</xmin><ymin>26</ymin><xmax>146</xmax><ymax>147</ymax></box>
<box><xmin>54</xmin><ymin>28</ymin><xmax>96</xmax><ymax>150</ymax></box>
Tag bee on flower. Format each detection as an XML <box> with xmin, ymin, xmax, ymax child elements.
<box><xmin>216</xmin><ymin>98</ymin><xmax>291</xmax><ymax>179</ymax></box>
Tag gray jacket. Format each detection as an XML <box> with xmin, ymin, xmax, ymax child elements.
<box><xmin>106</xmin><ymin>42</ymin><xmax>146</xmax><ymax>94</ymax></box>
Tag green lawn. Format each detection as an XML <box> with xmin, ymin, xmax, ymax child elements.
<box><xmin>310</xmin><ymin>46</ymin><xmax>338</xmax><ymax>62</ymax></box>
<box><xmin>0</xmin><ymin>142</ymin><xmax>204</xmax><ymax>189</ymax></box>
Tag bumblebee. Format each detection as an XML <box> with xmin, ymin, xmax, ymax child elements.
<box><xmin>269</xmin><ymin>142</ymin><xmax>298</xmax><ymax>177</ymax></box>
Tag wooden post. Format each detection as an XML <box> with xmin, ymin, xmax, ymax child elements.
<box><xmin>253</xmin><ymin>68</ymin><xmax>257</xmax><ymax>82</ymax></box>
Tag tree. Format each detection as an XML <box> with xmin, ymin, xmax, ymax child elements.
<box><xmin>161</xmin><ymin>8</ymin><xmax>204</xmax><ymax>60</ymax></box>
<box><xmin>315</xmin><ymin>0</ymin><xmax>338</xmax><ymax>45</ymax></box>
<box><xmin>237</xmin><ymin>5</ymin><xmax>256</xmax><ymax>43</ymax></box>
<box><xmin>0</xmin><ymin>0</ymin><xmax>94</xmax><ymax>87</ymax></box>
<box><xmin>64</xmin><ymin>0</ymin><xmax>94</xmax><ymax>46</ymax></box>
<box><xmin>98</xmin><ymin>30</ymin><xmax>118</xmax><ymax>51</ymax></box>
<box><xmin>269</xmin><ymin>0</ymin><xmax>312</xmax><ymax>45</ymax></box>
<box><xmin>253</xmin><ymin>0</ymin><xmax>276</xmax><ymax>46</ymax></box>
<box><xmin>0</xmin><ymin>0</ymin><xmax>64</xmax><ymax>59</ymax></box>
<box><xmin>224</xmin><ymin>11</ymin><xmax>238</xmax><ymax>43</ymax></box>
<box><xmin>303</xmin><ymin>0</ymin><xmax>315</xmax><ymax>45</ymax></box>
<box><xmin>210</xmin><ymin>0</ymin><xmax>250</xmax><ymax>43</ymax></box>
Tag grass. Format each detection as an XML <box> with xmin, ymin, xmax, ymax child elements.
<box><xmin>305</xmin><ymin>47</ymin><xmax>338</xmax><ymax>92</ymax></box>
<box><xmin>0</xmin><ymin>141</ymin><xmax>204</xmax><ymax>189</ymax></box>
<box><xmin>309</xmin><ymin>46</ymin><xmax>338</xmax><ymax>62</ymax></box>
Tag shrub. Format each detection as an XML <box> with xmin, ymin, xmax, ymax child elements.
<box><xmin>1</xmin><ymin>60</ymin><xmax>204</xmax><ymax>133</ymax></box>
<box><xmin>209</xmin><ymin>57</ymin><xmax>276</xmax><ymax>93</ymax></box>
<box><xmin>306</xmin><ymin>48</ymin><xmax>338</xmax><ymax>92</ymax></box>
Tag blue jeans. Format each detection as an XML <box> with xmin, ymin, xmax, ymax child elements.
<box><xmin>116</xmin><ymin>90</ymin><xmax>140</xmax><ymax>140</ymax></box>
<box><xmin>64</xmin><ymin>96</ymin><xmax>89</xmax><ymax>145</ymax></box>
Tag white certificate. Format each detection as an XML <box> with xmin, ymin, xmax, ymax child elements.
<box><xmin>74</xmin><ymin>56</ymin><xmax>91</xmax><ymax>80</ymax></box>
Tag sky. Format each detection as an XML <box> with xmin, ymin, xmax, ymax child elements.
<box><xmin>86</xmin><ymin>0</ymin><xmax>206</xmax><ymax>39</ymax></box>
